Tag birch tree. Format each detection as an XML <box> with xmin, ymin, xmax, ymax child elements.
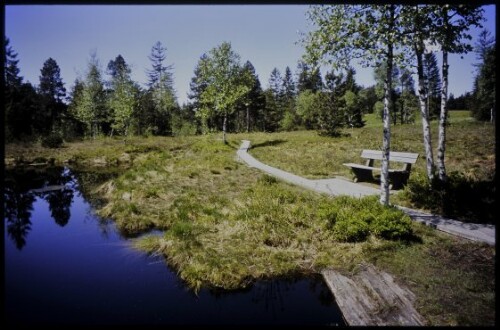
<box><xmin>199</xmin><ymin>42</ymin><xmax>251</xmax><ymax>144</ymax></box>
<box><xmin>303</xmin><ymin>4</ymin><xmax>411</xmax><ymax>205</ymax></box>
<box><xmin>74</xmin><ymin>53</ymin><xmax>107</xmax><ymax>139</ymax></box>
<box><xmin>400</xmin><ymin>5</ymin><xmax>437</xmax><ymax>181</ymax></box>
<box><xmin>107</xmin><ymin>55</ymin><xmax>138</xmax><ymax>136</ymax></box>
<box><xmin>400</xmin><ymin>5</ymin><xmax>484</xmax><ymax>181</ymax></box>
<box><xmin>430</xmin><ymin>5</ymin><xmax>484</xmax><ymax>181</ymax></box>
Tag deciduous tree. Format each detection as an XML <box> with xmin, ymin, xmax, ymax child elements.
<box><xmin>303</xmin><ymin>4</ymin><xmax>411</xmax><ymax>204</ymax></box>
<box><xmin>107</xmin><ymin>55</ymin><xmax>138</xmax><ymax>136</ymax></box>
<box><xmin>198</xmin><ymin>42</ymin><xmax>251</xmax><ymax>143</ymax></box>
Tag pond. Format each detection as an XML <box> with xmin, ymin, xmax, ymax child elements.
<box><xmin>4</xmin><ymin>166</ymin><xmax>346</xmax><ymax>326</ymax></box>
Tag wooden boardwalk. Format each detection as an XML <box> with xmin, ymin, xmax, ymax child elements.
<box><xmin>322</xmin><ymin>264</ymin><xmax>426</xmax><ymax>326</ymax></box>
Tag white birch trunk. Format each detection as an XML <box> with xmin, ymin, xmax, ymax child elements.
<box><xmin>380</xmin><ymin>48</ymin><xmax>393</xmax><ymax>206</ymax></box>
<box><xmin>437</xmin><ymin>50</ymin><xmax>448</xmax><ymax>181</ymax></box>
<box><xmin>379</xmin><ymin>5</ymin><xmax>395</xmax><ymax>206</ymax></box>
<box><xmin>415</xmin><ymin>45</ymin><xmax>435</xmax><ymax>181</ymax></box>
<box><xmin>222</xmin><ymin>112</ymin><xmax>227</xmax><ymax>144</ymax></box>
<box><xmin>246</xmin><ymin>104</ymin><xmax>250</xmax><ymax>133</ymax></box>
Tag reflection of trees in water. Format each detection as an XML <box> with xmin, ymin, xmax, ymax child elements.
<box><xmin>252</xmin><ymin>279</ymin><xmax>288</xmax><ymax>316</ymax></box>
<box><xmin>4</xmin><ymin>186</ymin><xmax>35</xmax><ymax>250</ymax></box>
<box><xmin>249</xmin><ymin>276</ymin><xmax>334</xmax><ymax>312</ymax></box>
<box><xmin>41</xmin><ymin>167</ymin><xmax>75</xmax><ymax>227</ymax></box>
<box><xmin>307</xmin><ymin>276</ymin><xmax>334</xmax><ymax>307</ymax></box>
<box><xmin>70</xmin><ymin>167</ymin><xmax>120</xmax><ymax>207</ymax></box>
<box><xmin>4</xmin><ymin>166</ymin><xmax>121</xmax><ymax>248</ymax></box>
<box><xmin>206</xmin><ymin>274</ymin><xmax>336</xmax><ymax>315</ymax></box>
<box><xmin>70</xmin><ymin>167</ymin><xmax>120</xmax><ymax>238</ymax></box>
<box><xmin>95</xmin><ymin>217</ymin><xmax>115</xmax><ymax>239</ymax></box>
<box><xmin>4</xmin><ymin>166</ymin><xmax>76</xmax><ymax>248</ymax></box>
<box><xmin>44</xmin><ymin>189</ymin><xmax>74</xmax><ymax>227</ymax></box>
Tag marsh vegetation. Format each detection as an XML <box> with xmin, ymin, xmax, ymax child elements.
<box><xmin>4</xmin><ymin>111</ymin><xmax>495</xmax><ymax>326</ymax></box>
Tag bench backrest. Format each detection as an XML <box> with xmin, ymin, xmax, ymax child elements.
<box><xmin>361</xmin><ymin>149</ymin><xmax>419</xmax><ymax>164</ymax></box>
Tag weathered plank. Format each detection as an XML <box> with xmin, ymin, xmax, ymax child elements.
<box><xmin>360</xmin><ymin>150</ymin><xmax>419</xmax><ymax>164</ymax></box>
<box><xmin>29</xmin><ymin>185</ymin><xmax>68</xmax><ymax>194</ymax></box>
<box><xmin>322</xmin><ymin>264</ymin><xmax>426</xmax><ymax>326</ymax></box>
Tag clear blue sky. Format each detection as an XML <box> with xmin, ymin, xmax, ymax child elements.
<box><xmin>5</xmin><ymin>5</ymin><xmax>496</xmax><ymax>105</ymax></box>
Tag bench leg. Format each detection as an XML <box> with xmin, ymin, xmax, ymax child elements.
<box><xmin>389</xmin><ymin>172</ymin><xmax>410</xmax><ymax>190</ymax></box>
<box><xmin>350</xmin><ymin>168</ymin><xmax>374</xmax><ymax>183</ymax></box>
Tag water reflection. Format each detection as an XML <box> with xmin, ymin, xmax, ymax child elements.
<box><xmin>3</xmin><ymin>166</ymin><xmax>117</xmax><ymax>249</ymax></box>
<box><xmin>3</xmin><ymin>185</ymin><xmax>35</xmax><ymax>250</ymax></box>
<box><xmin>4</xmin><ymin>166</ymin><xmax>345</xmax><ymax>326</ymax></box>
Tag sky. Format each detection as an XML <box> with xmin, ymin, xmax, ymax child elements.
<box><xmin>5</xmin><ymin>5</ymin><xmax>496</xmax><ymax>105</ymax></box>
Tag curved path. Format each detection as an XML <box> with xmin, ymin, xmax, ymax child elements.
<box><xmin>237</xmin><ymin>140</ymin><xmax>495</xmax><ymax>246</ymax></box>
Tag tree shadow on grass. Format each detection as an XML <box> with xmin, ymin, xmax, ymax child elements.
<box><xmin>404</xmin><ymin>172</ymin><xmax>496</xmax><ymax>225</ymax></box>
<box><xmin>251</xmin><ymin>139</ymin><xmax>287</xmax><ymax>149</ymax></box>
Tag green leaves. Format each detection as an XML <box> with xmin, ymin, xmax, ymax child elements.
<box><xmin>198</xmin><ymin>42</ymin><xmax>251</xmax><ymax>125</ymax></box>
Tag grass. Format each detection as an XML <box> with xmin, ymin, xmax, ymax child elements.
<box><xmin>238</xmin><ymin>111</ymin><xmax>495</xmax><ymax>222</ymax></box>
<box><xmin>4</xmin><ymin>111</ymin><xmax>495</xmax><ymax>326</ymax></box>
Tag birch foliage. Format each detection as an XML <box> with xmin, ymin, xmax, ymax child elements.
<box><xmin>303</xmin><ymin>4</ymin><xmax>411</xmax><ymax>205</ymax></box>
<box><xmin>199</xmin><ymin>42</ymin><xmax>251</xmax><ymax>143</ymax></box>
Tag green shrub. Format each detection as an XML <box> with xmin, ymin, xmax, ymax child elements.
<box><xmin>317</xmin><ymin>195</ymin><xmax>413</xmax><ymax>242</ymax></box>
<box><xmin>41</xmin><ymin>133</ymin><xmax>64</xmax><ymax>148</ymax></box>
<box><xmin>371</xmin><ymin>209</ymin><xmax>413</xmax><ymax>239</ymax></box>
<box><xmin>332</xmin><ymin>208</ymin><xmax>370</xmax><ymax>242</ymax></box>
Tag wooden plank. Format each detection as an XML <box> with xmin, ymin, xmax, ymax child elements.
<box><xmin>29</xmin><ymin>185</ymin><xmax>68</xmax><ymax>193</ymax></box>
<box><xmin>322</xmin><ymin>265</ymin><xmax>426</xmax><ymax>326</ymax></box>
<box><xmin>343</xmin><ymin>163</ymin><xmax>377</xmax><ymax>171</ymax></box>
<box><xmin>344</xmin><ymin>163</ymin><xmax>406</xmax><ymax>173</ymax></box>
<box><xmin>360</xmin><ymin>150</ymin><xmax>418</xmax><ymax>164</ymax></box>
<box><xmin>361</xmin><ymin>150</ymin><xmax>383</xmax><ymax>160</ymax></box>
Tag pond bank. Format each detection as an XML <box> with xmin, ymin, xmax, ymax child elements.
<box><xmin>5</xmin><ymin>135</ymin><xmax>496</xmax><ymax>326</ymax></box>
<box><xmin>238</xmin><ymin>139</ymin><xmax>495</xmax><ymax>325</ymax></box>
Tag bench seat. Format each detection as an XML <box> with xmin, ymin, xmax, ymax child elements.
<box><xmin>343</xmin><ymin>163</ymin><xmax>404</xmax><ymax>173</ymax></box>
<box><xmin>343</xmin><ymin>150</ymin><xmax>419</xmax><ymax>189</ymax></box>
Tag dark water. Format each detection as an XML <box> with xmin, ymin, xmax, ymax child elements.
<box><xmin>4</xmin><ymin>166</ymin><xmax>346</xmax><ymax>326</ymax></box>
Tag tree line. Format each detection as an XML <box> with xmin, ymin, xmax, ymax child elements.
<box><xmin>4</xmin><ymin>4</ymin><xmax>494</xmax><ymax>188</ymax></box>
<box><xmin>6</xmin><ymin>31</ymin><xmax>465</xmax><ymax>145</ymax></box>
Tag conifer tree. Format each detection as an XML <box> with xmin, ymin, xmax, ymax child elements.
<box><xmin>423</xmin><ymin>52</ymin><xmax>441</xmax><ymax>118</ymax></box>
<box><xmin>146</xmin><ymin>41</ymin><xmax>177</xmax><ymax>135</ymax></box>
<box><xmin>37</xmin><ymin>58</ymin><xmax>67</xmax><ymax>134</ymax></box>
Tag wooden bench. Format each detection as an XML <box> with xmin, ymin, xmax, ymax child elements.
<box><xmin>343</xmin><ymin>150</ymin><xmax>419</xmax><ymax>189</ymax></box>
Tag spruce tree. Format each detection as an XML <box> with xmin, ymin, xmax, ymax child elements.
<box><xmin>241</xmin><ymin>61</ymin><xmax>265</xmax><ymax>132</ymax></box>
<box><xmin>267</xmin><ymin>68</ymin><xmax>284</xmax><ymax>130</ymax></box>
<box><xmin>423</xmin><ymin>52</ymin><xmax>441</xmax><ymax>118</ymax></box>
<box><xmin>146</xmin><ymin>41</ymin><xmax>177</xmax><ymax>135</ymax></box>
<box><xmin>268</xmin><ymin>68</ymin><xmax>283</xmax><ymax>99</ymax></box>
<box><xmin>4</xmin><ymin>37</ymin><xmax>23</xmax><ymax>87</ymax></box>
<box><xmin>471</xmin><ymin>45</ymin><xmax>495</xmax><ymax>121</ymax></box>
<box><xmin>296</xmin><ymin>61</ymin><xmax>323</xmax><ymax>93</ymax></box>
<box><xmin>37</xmin><ymin>58</ymin><xmax>67</xmax><ymax>135</ymax></box>
<box><xmin>39</xmin><ymin>58</ymin><xmax>66</xmax><ymax>102</ymax></box>
<box><xmin>188</xmin><ymin>54</ymin><xmax>211</xmax><ymax>132</ymax></box>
